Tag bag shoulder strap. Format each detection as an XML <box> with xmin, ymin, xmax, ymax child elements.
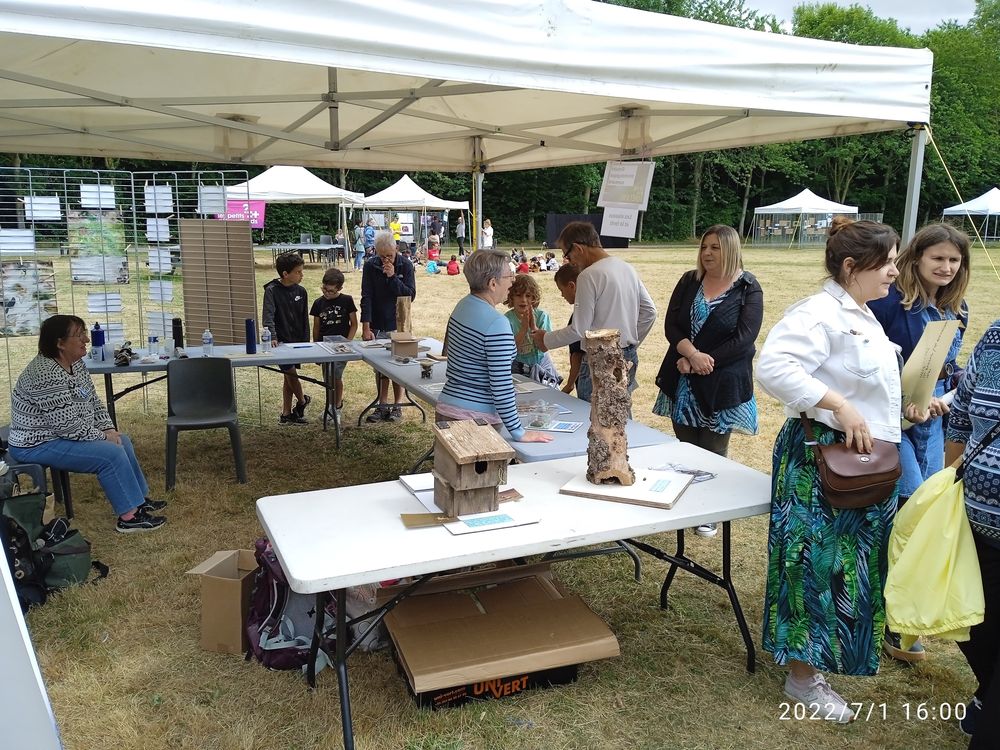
<box><xmin>799</xmin><ymin>413</ymin><xmax>820</xmax><ymax>444</ymax></box>
<box><xmin>957</xmin><ymin>421</ymin><xmax>1000</xmax><ymax>481</ymax></box>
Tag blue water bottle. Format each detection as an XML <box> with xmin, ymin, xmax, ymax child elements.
<box><xmin>90</xmin><ymin>322</ymin><xmax>106</xmax><ymax>361</ymax></box>
<box><xmin>245</xmin><ymin>318</ymin><xmax>257</xmax><ymax>354</ymax></box>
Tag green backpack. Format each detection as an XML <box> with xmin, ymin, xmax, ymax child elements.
<box><xmin>0</xmin><ymin>464</ymin><xmax>107</xmax><ymax>610</ymax></box>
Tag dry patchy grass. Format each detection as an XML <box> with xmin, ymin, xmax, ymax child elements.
<box><xmin>20</xmin><ymin>245</ymin><xmax>1000</xmax><ymax>750</ymax></box>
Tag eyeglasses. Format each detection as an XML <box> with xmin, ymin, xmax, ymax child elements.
<box><xmin>562</xmin><ymin>243</ymin><xmax>577</xmax><ymax>260</ymax></box>
<box><xmin>321</xmin><ymin>286</ymin><xmax>339</xmax><ymax>294</ymax></box>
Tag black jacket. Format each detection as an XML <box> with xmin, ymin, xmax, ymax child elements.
<box><xmin>655</xmin><ymin>270</ymin><xmax>763</xmax><ymax>413</ymax></box>
<box><xmin>261</xmin><ymin>279</ymin><xmax>309</xmax><ymax>343</ymax></box>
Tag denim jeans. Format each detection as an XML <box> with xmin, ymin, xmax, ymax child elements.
<box><xmin>898</xmin><ymin>380</ymin><xmax>946</xmax><ymax>498</ymax></box>
<box><xmin>354</xmin><ymin>250</ymin><xmax>364</xmax><ymax>270</ymax></box>
<box><xmin>8</xmin><ymin>434</ymin><xmax>149</xmax><ymax>516</ymax></box>
<box><xmin>576</xmin><ymin>345</ymin><xmax>639</xmax><ymax>415</ymax></box>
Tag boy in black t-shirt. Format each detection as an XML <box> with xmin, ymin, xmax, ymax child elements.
<box><xmin>262</xmin><ymin>252</ymin><xmax>310</xmax><ymax>424</ymax></box>
<box><xmin>310</xmin><ymin>268</ymin><xmax>358</xmax><ymax>415</ymax></box>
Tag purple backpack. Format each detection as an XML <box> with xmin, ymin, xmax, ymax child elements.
<box><xmin>245</xmin><ymin>538</ymin><xmax>337</xmax><ymax>671</ymax></box>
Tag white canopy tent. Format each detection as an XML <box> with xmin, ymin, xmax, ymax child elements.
<box><xmin>227</xmin><ymin>165</ymin><xmax>363</xmax><ymax>204</ymax></box>
<box><xmin>754</xmin><ymin>189</ymin><xmax>858</xmax><ymax>215</ymax></box>
<box><xmin>355</xmin><ymin>175</ymin><xmax>468</xmax><ymax>211</ymax></box>
<box><xmin>943</xmin><ymin>187</ymin><xmax>1000</xmax><ymax>240</ymax></box>
<box><xmin>753</xmin><ymin>188</ymin><xmax>859</xmax><ymax>246</ymax></box>
<box><xmin>0</xmin><ymin>0</ymin><xmax>934</xmax><ymax>246</ymax></box>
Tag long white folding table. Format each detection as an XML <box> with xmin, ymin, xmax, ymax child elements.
<box><xmin>356</xmin><ymin>339</ymin><xmax>675</xmax><ymax>463</ymax></box>
<box><xmin>89</xmin><ymin>342</ymin><xmax>361</xmax><ymax>446</ymax></box>
<box><xmin>257</xmin><ymin>441</ymin><xmax>771</xmax><ymax>750</ymax></box>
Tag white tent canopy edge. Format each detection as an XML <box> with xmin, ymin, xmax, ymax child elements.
<box><xmin>0</xmin><ymin>0</ymin><xmax>933</xmax><ymax>239</ymax></box>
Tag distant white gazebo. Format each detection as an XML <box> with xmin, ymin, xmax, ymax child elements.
<box><xmin>942</xmin><ymin>187</ymin><xmax>1000</xmax><ymax>240</ymax></box>
<box><xmin>752</xmin><ymin>188</ymin><xmax>861</xmax><ymax>246</ymax></box>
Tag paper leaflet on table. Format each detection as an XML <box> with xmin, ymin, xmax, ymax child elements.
<box><xmin>654</xmin><ymin>463</ymin><xmax>717</xmax><ymax>483</ymax></box>
<box><xmin>399</xmin><ymin>473</ymin><xmax>520</xmax><ymax>515</ymax></box>
<box><xmin>522</xmin><ymin>418</ymin><xmax>583</xmax><ymax>433</ymax></box>
<box><xmin>900</xmin><ymin>319</ymin><xmax>961</xmax><ymax>429</ymax></box>
<box><xmin>559</xmin><ymin>468</ymin><xmax>693</xmax><ymax>509</ymax></box>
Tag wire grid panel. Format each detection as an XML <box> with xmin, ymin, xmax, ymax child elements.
<box><xmin>0</xmin><ymin>166</ymin><xmax>251</xmax><ymax>423</ymax></box>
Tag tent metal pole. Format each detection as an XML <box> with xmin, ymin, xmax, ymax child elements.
<box><xmin>901</xmin><ymin>124</ymin><xmax>927</xmax><ymax>247</ymax></box>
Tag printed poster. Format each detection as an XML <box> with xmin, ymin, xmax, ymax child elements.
<box><xmin>0</xmin><ymin>261</ymin><xmax>57</xmax><ymax>337</ymax></box>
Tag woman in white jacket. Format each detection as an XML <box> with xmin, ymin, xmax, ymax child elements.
<box><xmin>756</xmin><ymin>217</ymin><xmax>925</xmax><ymax>722</ymax></box>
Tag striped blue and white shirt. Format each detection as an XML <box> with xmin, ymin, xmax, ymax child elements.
<box><xmin>440</xmin><ymin>295</ymin><xmax>524</xmax><ymax>441</ymax></box>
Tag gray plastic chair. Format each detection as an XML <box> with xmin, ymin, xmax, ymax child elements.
<box><xmin>0</xmin><ymin>424</ymin><xmax>73</xmax><ymax>518</ymax></box>
<box><xmin>165</xmin><ymin>358</ymin><xmax>247</xmax><ymax>491</ymax></box>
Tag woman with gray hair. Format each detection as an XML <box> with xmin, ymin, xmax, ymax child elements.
<box><xmin>437</xmin><ymin>250</ymin><xmax>552</xmax><ymax>443</ymax></box>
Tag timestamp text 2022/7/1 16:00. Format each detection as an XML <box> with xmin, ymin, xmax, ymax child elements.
<box><xmin>778</xmin><ymin>701</ymin><xmax>967</xmax><ymax>722</ymax></box>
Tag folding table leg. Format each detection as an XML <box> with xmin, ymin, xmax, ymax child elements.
<box><xmin>334</xmin><ymin>588</ymin><xmax>356</xmax><ymax>750</ymax></box>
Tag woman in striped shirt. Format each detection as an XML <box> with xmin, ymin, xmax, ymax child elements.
<box><xmin>436</xmin><ymin>250</ymin><xmax>551</xmax><ymax>444</ymax></box>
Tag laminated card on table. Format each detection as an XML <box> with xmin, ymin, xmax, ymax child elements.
<box><xmin>559</xmin><ymin>468</ymin><xmax>693</xmax><ymax>509</ymax></box>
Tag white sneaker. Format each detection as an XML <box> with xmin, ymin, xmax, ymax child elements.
<box><xmin>783</xmin><ymin>673</ymin><xmax>856</xmax><ymax>723</ymax></box>
<box><xmin>695</xmin><ymin>523</ymin><xmax>718</xmax><ymax>537</ymax></box>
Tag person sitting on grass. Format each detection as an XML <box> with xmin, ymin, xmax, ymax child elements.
<box><xmin>310</xmin><ymin>267</ymin><xmax>358</xmax><ymax>419</ymax></box>
<box><xmin>426</xmin><ymin>258</ymin><xmax>442</xmax><ymax>274</ymax></box>
<box><xmin>7</xmin><ymin>315</ymin><xmax>167</xmax><ymax>533</ymax></box>
<box><xmin>262</xmin><ymin>252</ymin><xmax>311</xmax><ymax>425</ymax></box>
<box><xmin>545</xmin><ymin>252</ymin><xmax>559</xmax><ymax>271</ymax></box>
<box><xmin>446</xmin><ymin>255</ymin><xmax>461</xmax><ymax>275</ymax></box>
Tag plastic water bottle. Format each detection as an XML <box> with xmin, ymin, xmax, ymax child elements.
<box><xmin>261</xmin><ymin>327</ymin><xmax>272</xmax><ymax>349</ymax></box>
<box><xmin>201</xmin><ymin>328</ymin><xmax>214</xmax><ymax>357</ymax></box>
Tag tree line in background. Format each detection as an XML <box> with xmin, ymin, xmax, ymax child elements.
<box><xmin>2</xmin><ymin>0</ymin><xmax>997</xmax><ymax>243</ymax></box>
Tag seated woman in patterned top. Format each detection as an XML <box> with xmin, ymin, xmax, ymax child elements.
<box><xmin>7</xmin><ymin>315</ymin><xmax>167</xmax><ymax>533</ymax></box>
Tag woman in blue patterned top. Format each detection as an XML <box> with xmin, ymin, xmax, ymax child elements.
<box><xmin>7</xmin><ymin>315</ymin><xmax>166</xmax><ymax>533</ymax></box>
<box><xmin>653</xmin><ymin>225</ymin><xmax>763</xmax><ymax>536</ymax></box>
<box><xmin>945</xmin><ymin>320</ymin><xmax>1000</xmax><ymax>748</ymax></box>
<box><xmin>436</xmin><ymin>250</ymin><xmax>551</xmax><ymax>444</ymax></box>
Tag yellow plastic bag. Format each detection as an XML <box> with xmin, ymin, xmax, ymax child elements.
<box><xmin>886</xmin><ymin>466</ymin><xmax>984</xmax><ymax>646</ymax></box>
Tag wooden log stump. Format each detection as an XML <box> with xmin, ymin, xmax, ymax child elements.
<box><xmin>584</xmin><ymin>328</ymin><xmax>634</xmax><ymax>486</ymax></box>
<box><xmin>396</xmin><ymin>296</ymin><xmax>412</xmax><ymax>334</ymax></box>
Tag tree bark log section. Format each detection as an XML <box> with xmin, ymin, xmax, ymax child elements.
<box><xmin>396</xmin><ymin>295</ymin><xmax>412</xmax><ymax>334</ymax></box>
<box><xmin>583</xmin><ymin>329</ymin><xmax>634</xmax><ymax>486</ymax></box>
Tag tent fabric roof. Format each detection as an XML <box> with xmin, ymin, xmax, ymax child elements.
<box><xmin>754</xmin><ymin>188</ymin><xmax>858</xmax><ymax>215</ymax></box>
<box><xmin>227</xmin><ymin>165</ymin><xmax>363</xmax><ymax>204</ymax></box>
<box><xmin>354</xmin><ymin>175</ymin><xmax>468</xmax><ymax>210</ymax></box>
<box><xmin>0</xmin><ymin>0</ymin><xmax>933</xmax><ymax>172</ymax></box>
<box><xmin>942</xmin><ymin>187</ymin><xmax>1000</xmax><ymax>216</ymax></box>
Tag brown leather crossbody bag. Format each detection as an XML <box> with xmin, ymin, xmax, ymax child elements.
<box><xmin>800</xmin><ymin>413</ymin><xmax>901</xmax><ymax>509</ymax></box>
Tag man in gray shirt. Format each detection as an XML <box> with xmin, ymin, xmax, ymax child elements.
<box><xmin>531</xmin><ymin>221</ymin><xmax>656</xmax><ymax>401</ymax></box>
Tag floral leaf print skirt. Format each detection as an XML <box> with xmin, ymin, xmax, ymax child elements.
<box><xmin>762</xmin><ymin>418</ymin><xmax>898</xmax><ymax>675</ymax></box>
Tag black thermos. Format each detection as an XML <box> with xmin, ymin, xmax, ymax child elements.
<box><xmin>172</xmin><ymin>317</ymin><xmax>184</xmax><ymax>348</ymax></box>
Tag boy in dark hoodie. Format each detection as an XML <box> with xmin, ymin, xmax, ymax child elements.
<box><xmin>262</xmin><ymin>252</ymin><xmax>311</xmax><ymax>424</ymax></box>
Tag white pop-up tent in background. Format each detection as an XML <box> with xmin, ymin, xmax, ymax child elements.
<box><xmin>943</xmin><ymin>187</ymin><xmax>1000</xmax><ymax>240</ymax></box>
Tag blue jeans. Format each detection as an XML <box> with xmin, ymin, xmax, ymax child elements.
<box><xmin>8</xmin><ymin>434</ymin><xmax>149</xmax><ymax>516</ymax></box>
<box><xmin>898</xmin><ymin>380</ymin><xmax>946</xmax><ymax>498</ymax></box>
<box><xmin>354</xmin><ymin>250</ymin><xmax>364</xmax><ymax>270</ymax></box>
<box><xmin>576</xmin><ymin>345</ymin><xmax>639</xmax><ymax>413</ymax></box>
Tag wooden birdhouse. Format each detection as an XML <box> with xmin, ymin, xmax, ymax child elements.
<box><xmin>390</xmin><ymin>331</ymin><xmax>419</xmax><ymax>359</ymax></box>
<box><xmin>432</xmin><ymin>419</ymin><xmax>515</xmax><ymax>516</ymax></box>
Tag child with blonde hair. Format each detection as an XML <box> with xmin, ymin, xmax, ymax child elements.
<box><xmin>504</xmin><ymin>274</ymin><xmax>561</xmax><ymax>388</ymax></box>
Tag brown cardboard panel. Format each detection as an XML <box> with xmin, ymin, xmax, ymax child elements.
<box><xmin>385</xmin><ymin>591</ymin><xmax>482</xmax><ymax>628</ymax></box>
<box><xmin>392</xmin><ymin>596</ymin><xmax>619</xmax><ymax>692</ymax></box>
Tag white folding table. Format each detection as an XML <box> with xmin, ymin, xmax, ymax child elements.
<box><xmin>257</xmin><ymin>442</ymin><xmax>771</xmax><ymax>750</ymax></box>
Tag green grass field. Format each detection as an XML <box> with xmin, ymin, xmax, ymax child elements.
<box><xmin>15</xmin><ymin>244</ymin><xmax>1000</xmax><ymax>750</ymax></box>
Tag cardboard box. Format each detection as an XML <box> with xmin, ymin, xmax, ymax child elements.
<box><xmin>383</xmin><ymin>566</ymin><xmax>619</xmax><ymax>709</ymax></box>
<box><xmin>186</xmin><ymin>550</ymin><xmax>258</xmax><ymax>654</ymax></box>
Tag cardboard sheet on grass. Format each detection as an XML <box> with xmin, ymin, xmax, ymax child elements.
<box><xmin>379</xmin><ymin>563</ymin><xmax>619</xmax><ymax>709</ymax></box>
